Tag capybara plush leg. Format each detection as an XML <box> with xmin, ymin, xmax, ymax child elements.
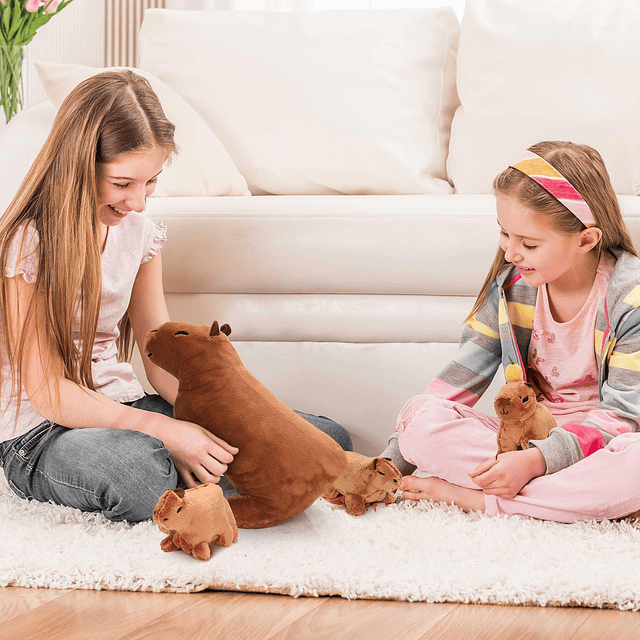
<box><xmin>192</xmin><ymin>541</ymin><xmax>212</xmax><ymax>562</ymax></box>
<box><xmin>344</xmin><ymin>494</ymin><xmax>367</xmax><ymax>516</ymax></box>
<box><xmin>217</xmin><ymin>527</ymin><xmax>236</xmax><ymax>547</ymax></box>
<box><xmin>520</xmin><ymin>436</ymin><xmax>532</xmax><ymax>450</ymax></box>
<box><xmin>497</xmin><ymin>429</ymin><xmax>519</xmax><ymax>455</ymax></box>
<box><xmin>160</xmin><ymin>535</ymin><xmax>179</xmax><ymax>553</ymax></box>
<box><xmin>322</xmin><ymin>486</ymin><xmax>341</xmax><ymax>500</ymax></box>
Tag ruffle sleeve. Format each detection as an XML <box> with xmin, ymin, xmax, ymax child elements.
<box><xmin>141</xmin><ymin>220</ymin><xmax>167</xmax><ymax>265</ymax></box>
<box><xmin>4</xmin><ymin>224</ymin><xmax>39</xmax><ymax>284</ymax></box>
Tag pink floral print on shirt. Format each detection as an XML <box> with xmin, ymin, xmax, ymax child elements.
<box><xmin>573</xmin><ymin>374</ymin><xmax>597</xmax><ymax>387</ymax></box>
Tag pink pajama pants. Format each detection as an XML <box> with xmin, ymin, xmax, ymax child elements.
<box><xmin>396</xmin><ymin>395</ymin><xmax>640</xmax><ymax>522</ymax></box>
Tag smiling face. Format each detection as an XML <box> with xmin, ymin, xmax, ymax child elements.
<box><xmin>496</xmin><ymin>193</ymin><xmax>591</xmax><ymax>290</ymax></box>
<box><xmin>96</xmin><ymin>146</ymin><xmax>167</xmax><ymax>228</ymax></box>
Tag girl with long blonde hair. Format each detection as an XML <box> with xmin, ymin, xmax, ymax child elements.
<box><xmin>384</xmin><ymin>141</ymin><xmax>640</xmax><ymax>522</ymax></box>
<box><xmin>0</xmin><ymin>71</ymin><xmax>351</xmax><ymax>522</ymax></box>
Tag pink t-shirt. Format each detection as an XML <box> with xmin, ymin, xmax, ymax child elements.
<box><xmin>527</xmin><ymin>254</ymin><xmax>615</xmax><ymax>425</ymax></box>
<box><xmin>0</xmin><ymin>213</ymin><xmax>166</xmax><ymax>443</ymax></box>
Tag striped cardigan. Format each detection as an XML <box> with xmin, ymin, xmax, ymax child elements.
<box><xmin>385</xmin><ymin>250</ymin><xmax>640</xmax><ymax>476</ymax></box>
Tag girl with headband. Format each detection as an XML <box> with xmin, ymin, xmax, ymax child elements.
<box><xmin>385</xmin><ymin>140</ymin><xmax>640</xmax><ymax>522</ymax></box>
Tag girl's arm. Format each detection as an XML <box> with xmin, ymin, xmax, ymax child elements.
<box><xmin>7</xmin><ymin>273</ymin><xmax>237</xmax><ymax>488</ymax></box>
<box><xmin>126</xmin><ymin>251</ymin><xmax>178</xmax><ymax>404</ymax></box>
<box><xmin>423</xmin><ymin>277</ymin><xmax>503</xmax><ymax>405</ymax></box>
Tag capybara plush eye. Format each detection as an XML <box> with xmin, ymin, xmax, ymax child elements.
<box><xmin>174</xmin><ymin>331</ymin><xmax>189</xmax><ymax>336</ymax></box>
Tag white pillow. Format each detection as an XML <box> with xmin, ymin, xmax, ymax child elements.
<box><xmin>35</xmin><ymin>62</ymin><xmax>250</xmax><ymax>197</ymax></box>
<box><xmin>0</xmin><ymin>101</ymin><xmax>57</xmax><ymax>215</ymax></box>
<box><xmin>139</xmin><ymin>8</ymin><xmax>460</xmax><ymax>196</ymax></box>
<box><xmin>448</xmin><ymin>0</ymin><xmax>640</xmax><ymax>195</ymax></box>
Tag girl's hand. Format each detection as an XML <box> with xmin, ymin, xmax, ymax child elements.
<box><xmin>468</xmin><ymin>447</ymin><xmax>546</xmax><ymax>499</ymax></box>
<box><xmin>157</xmin><ymin>419</ymin><xmax>239</xmax><ymax>488</ymax></box>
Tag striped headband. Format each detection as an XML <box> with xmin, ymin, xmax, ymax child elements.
<box><xmin>509</xmin><ymin>150</ymin><xmax>596</xmax><ymax>228</ymax></box>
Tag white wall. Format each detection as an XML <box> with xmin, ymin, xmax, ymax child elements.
<box><xmin>23</xmin><ymin>1</ymin><xmax>104</xmax><ymax>109</ymax></box>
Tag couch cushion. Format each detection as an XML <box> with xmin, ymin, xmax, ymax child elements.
<box><xmin>146</xmin><ymin>193</ymin><xmax>640</xmax><ymax>297</ymax></box>
<box><xmin>139</xmin><ymin>8</ymin><xmax>460</xmax><ymax>196</ymax></box>
<box><xmin>34</xmin><ymin>62</ymin><xmax>250</xmax><ymax>198</ymax></box>
<box><xmin>145</xmin><ymin>194</ymin><xmax>499</xmax><ymax>296</ymax></box>
<box><xmin>448</xmin><ymin>0</ymin><xmax>640</xmax><ymax>195</ymax></box>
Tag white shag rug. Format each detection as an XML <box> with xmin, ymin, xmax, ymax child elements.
<box><xmin>3</xmin><ymin>471</ymin><xmax>640</xmax><ymax>609</ymax></box>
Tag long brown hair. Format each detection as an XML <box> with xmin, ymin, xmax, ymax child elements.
<box><xmin>467</xmin><ymin>141</ymin><xmax>636</xmax><ymax>321</ymax></box>
<box><xmin>0</xmin><ymin>70</ymin><xmax>177</xmax><ymax>415</ymax></box>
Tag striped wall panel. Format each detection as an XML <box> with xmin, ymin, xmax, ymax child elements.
<box><xmin>105</xmin><ymin>0</ymin><xmax>166</xmax><ymax>68</ymax></box>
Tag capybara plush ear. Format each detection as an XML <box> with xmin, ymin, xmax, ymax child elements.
<box><xmin>209</xmin><ymin>321</ymin><xmax>231</xmax><ymax>337</ymax></box>
<box><xmin>145</xmin><ymin>320</ymin><xmax>348</xmax><ymax>529</ymax></box>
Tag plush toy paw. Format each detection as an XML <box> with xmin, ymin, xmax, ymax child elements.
<box><xmin>344</xmin><ymin>494</ymin><xmax>368</xmax><ymax>517</ymax></box>
<box><xmin>159</xmin><ymin>533</ymin><xmax>183</xmax><ymax>553</ymax></box>
<box><xmin>192</xmin><ymin>541</ymin><xmax>214</xmax><ymax>562</ymax></box>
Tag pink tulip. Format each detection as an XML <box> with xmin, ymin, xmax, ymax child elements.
<box><xmin>44</xmin><ymin>0</ymin><xmax>60</xmax><ymax>12</ymax></box>
<box><xmin>25</xmin><ymin>0</ymin><xmax>41</xmax><ymax>12</ymax></box>
<box><xmin>0</xmin><ymin>0</ymin><xmax>5</xmax><ymax>7</ymax></box>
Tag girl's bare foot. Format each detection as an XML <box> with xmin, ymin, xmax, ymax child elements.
<box><xmin>401</xmin><ymin>475</ymin><xmax>486</xmax><ymax>512</ymax></box>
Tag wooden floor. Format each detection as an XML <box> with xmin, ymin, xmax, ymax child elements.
<box><xmin>2</xmin><ymin>587</ymin><xmax>640</xmax><ymax>640</ymax></box>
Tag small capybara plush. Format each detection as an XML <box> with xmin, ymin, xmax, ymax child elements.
<box><xmin>323</xmin><ymin>452</ymin><xmax>401</xmax><ymax>516</ymax></box>
<box><xmin>144</xmin><ymin>321</ymin><xmax>348</xmax><ymax>529</ymax></box>
<box><xmin>495</xmin><ymin>364</ymin><xmax>556</xmax><ymax>454</ymax></box>
<box><xmin>153</xmin><ymin>483</ymin><xmax>238</xmax><ymax>561</ymax></box>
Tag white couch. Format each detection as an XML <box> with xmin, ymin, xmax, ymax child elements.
<box><xmin>3</xmin><ymin>1</ymin><xmax>640</xmax><ymax>455</ymax></box>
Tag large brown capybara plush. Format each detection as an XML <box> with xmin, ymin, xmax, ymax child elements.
<box><xmin>144</xmin><ymin>320</ymin><xmax>348</xmax><ymax>529</ymax></box>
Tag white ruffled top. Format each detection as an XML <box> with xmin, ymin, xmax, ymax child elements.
<box><xmin>1</xmin><ymin>212</ymin><xmax>166</xmax><ymax>443</ymax></box>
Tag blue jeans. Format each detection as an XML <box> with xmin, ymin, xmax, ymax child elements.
<box><xmin>0</xmin><ymin>394</ymin><xmax>352</xmax><ymax>523</ymax></box>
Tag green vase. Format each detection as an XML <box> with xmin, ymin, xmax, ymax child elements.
<box><xmin>0</xmin><ymin>45</ymin><xmax>24</xmax><ymax>124</ymax></box>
